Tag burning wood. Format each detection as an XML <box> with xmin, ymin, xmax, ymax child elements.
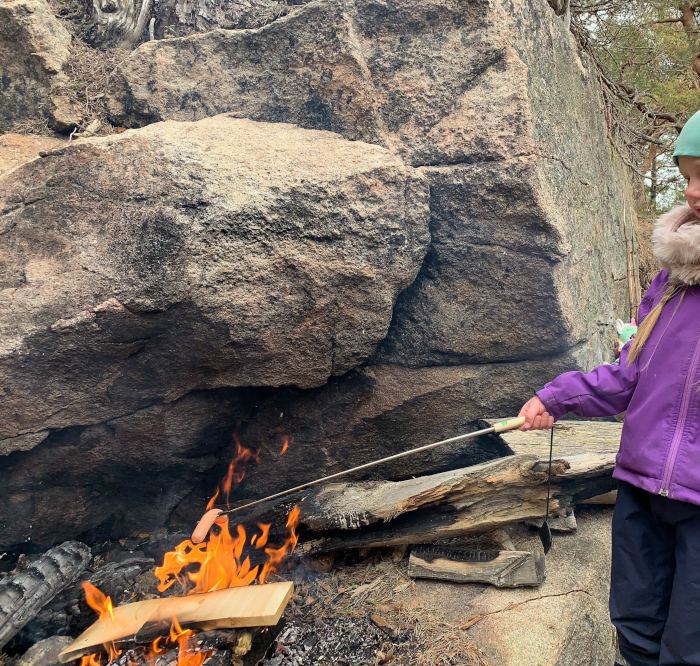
<box><xmin>59</xmin><ymin>441</ymin><xmax>301</xmax><ymax>666</ymax></box>
<box><xmin>0</xmin><ymin>541</ymin><xmax>91</xmax><ymax>649</ymax></box>
<box><xmin>58</xmin><ymin>583</ymin><xmax>293</xmax><ymax>662</ymax></box>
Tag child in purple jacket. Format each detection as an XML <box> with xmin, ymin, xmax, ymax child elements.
<box><xmin>520</xmin><ymin>112</ymin><xmax>700</xmax><ymax>666</ymax></box>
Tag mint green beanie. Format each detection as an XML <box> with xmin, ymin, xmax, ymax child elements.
<box><xmin>674</xmin><ymin>110</ymin><xmax>700</xmax><ymax>165</ymax></box>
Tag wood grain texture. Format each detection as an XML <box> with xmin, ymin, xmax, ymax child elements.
<box><xmin>489</xmin><ymin>419</ymin><xmax>622</xmax><ymax>458</ymax></box>
<box><xmin>409</xmin><ymin>550</ymin><xmax>545</xmax><ymax>588</ymax></box>
<box><xmin>59</xmin><ymin>582</ymin><xmax>294</xmax><ymax>663</ymax></box>
<box><xmin>296</xmin><ymin>450</ymin><xmax>616</xmax><ymax>554</ymax></box>
<box><xmin>0</xmin><ymin>541</ymin><xmax>91</xmax><ymax>649</ymax></box>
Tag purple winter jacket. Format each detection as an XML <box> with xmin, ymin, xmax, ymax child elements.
<box><xmin>537</xmin><ymin>268</ymin><xmax>700</xmax><ymax>505</ymax></box>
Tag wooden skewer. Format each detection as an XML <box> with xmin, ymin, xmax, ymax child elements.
<box><xmin>191</xmin><ymin>417</ymin><xmax>526</xmax><ymax>543</ymax></box>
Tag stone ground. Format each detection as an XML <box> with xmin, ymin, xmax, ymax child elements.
<box><xmin>260</xmin><ymin>505</ymin><xmax>616</xmax><ymax>666</ymax></box>
<box><xmin>3</xmin><ymin>506</ymin><xmax>616</xmax><ymax>666</ymax></box>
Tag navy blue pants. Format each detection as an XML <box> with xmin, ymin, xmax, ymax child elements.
<box><xmin>611</xmin><ymin>481</ymin><xmax>700</xmax><ymax>665</ymax></box>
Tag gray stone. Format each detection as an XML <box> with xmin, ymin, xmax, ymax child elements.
<box><xmin>0</xmin><ymin>114</ymin><xmax>429</xmax><ymax>441</ymax></box>
<box><xmin>0</xmin><ymin>431</ymin><xmax>49</xmax><ymax>456</ymax></box>
<box><xmin>106</xmin><ymin>0</ymin><xmax>514</xmax><ymax>167</ymax></box>
<box><xmin>0</xmin><ymin>0</ymin><xmax>71</xmax><ymax>128</ymax></box>
<box><xmin>106</xmin><ymin>0</ymin><xmax>632</xmax><ymax>369</ymax></box>
<box><xmin>47</xmin><ymin>95</ymin><xmax>83</xmax><ymax>132</ymax></box>
<box><xmin>18</xmin><ymin>636</ymin><xmax>74</xmax><ymax>666</ymax></box>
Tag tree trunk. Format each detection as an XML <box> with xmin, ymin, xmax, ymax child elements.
<box><xmin>679</xmin><ymin>5</ymin><xmax>700</xmax><ymax>77</ymax></box>
<box><xmin>87</xmin><ymin>0</ymin><xmax>152</xmax><ymax>49</ymax></box>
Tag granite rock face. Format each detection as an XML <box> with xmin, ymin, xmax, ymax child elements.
<box><xmin>106</xmin><ymin>0</ymin><xmax>632</xmax><ymax>369</ymax></box>
<box><xmin>0</xmin><ymin>114</ymin><xmax>429</xmax><ymax>441</ymax></box>
<box><xmin>0</xmin><ymin>0</ymin><xmax>637</xmax><ymax>548</ymax></box>
<box><xmin>1</xmin><ymin>356</ymin><xmax>574</xmax><ymax>548</ymax></box>
<box><xmin>0</xmin><ymin>135</ymin><xmax>65</xmax><ymax>178</ymax></box>
<box><xmin>0</xmin><ymin>0</ymin><xmax>71</xmax><ymax>128</ymax></box>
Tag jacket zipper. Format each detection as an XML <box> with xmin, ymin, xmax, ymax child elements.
<box><xmin>660</xmin><ymin>332</ymin><xmax>700</xmax><ymax>496</ymax></box>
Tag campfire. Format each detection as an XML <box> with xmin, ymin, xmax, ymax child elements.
<box><xmin>62</xmin><ymin>436</ymin><xmax>300</xmax><ymax>666</ymax></box>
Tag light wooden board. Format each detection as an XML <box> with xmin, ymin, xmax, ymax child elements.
<box><xmin>59</xmin><ymin>582</ymin><xmax>293</xmax><ymax>663</ymax></box>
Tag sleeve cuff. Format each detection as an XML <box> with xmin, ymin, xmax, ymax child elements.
<box><xmin>536</xmin><ymin>386</ymin><xmax>565</xmax><ymax>422</ymax></box>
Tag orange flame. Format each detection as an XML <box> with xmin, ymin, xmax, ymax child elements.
<box><xmin>155</xmin><ymin>506</ymin><xmax>300</xmax><ymax>593</ymax></box>
<box><xmin>259</xmin><ymin>505</ymin><xmax>300</xmax><ymax>584</ymax></box>
<box><xmin>205</xmin><ymin>487</ymin><xmax>219</xmax><ymax>511</ymax></box>
<box><xmin>223</xmin><ymin>435</ymin><xmax>259</xmax><ymax>505</ymax></box>
<box><xmin>206</xmin><ymin>431</ymin><xmax>260</xmax><ymax>510</ymax></box>
<box><xmin>82</xmin><ymin>581</ymin><xmax>115</xmax><ymax>621</ymax></box>
<box><xmin>169</xmin><ymin>616</ymin><xmax>211</xmax><ymax>666</ymax></box>
<box><xmin>254</xmin><ymin>523</ymin><xmax>270</xmax><ymax>550</ymax></box>
<box><xmin>79</xmin><ymin>655</ymin><xmax>102</xmax><ymax>666</ymax></box>
<box><xmin>80</xmin><ymin>583</ymin><xmax>122</xmax><ymax>662</ymax></box>
<box><xmin>279</xmin><ymin>435</ymin><xmax>291</xmax><ymax>456</ymax></box>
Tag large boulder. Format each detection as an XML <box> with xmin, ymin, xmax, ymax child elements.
<box><xmin>0</xmin><ymin>114</ymin><xmax>430</xmax><ymax>441</ymax></box>
<box><xmin>0</xmin><ymin>0</ymin><xmax>638</xmax><ymax>549</ymax></box>
<box><xmin>0</xmin><ymin>0</ymin><xmax>71</xmax><ymax>128</ymax></box>
<box><xmin>106</xmin><ymin>0</ymin><xmax>632</xmax><ymax>370</ymax></box>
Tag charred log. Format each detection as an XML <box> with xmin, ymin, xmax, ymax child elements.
<box><xmin>0</xmin><ymin>541</ymin><xmax>91</xmax><ymax>649</ymax></box>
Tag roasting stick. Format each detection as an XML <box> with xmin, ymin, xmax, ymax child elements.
<box><xmin>191</xmin><ymin>416</ymin><xmax>526</xmax><ymax>543</ymax></box>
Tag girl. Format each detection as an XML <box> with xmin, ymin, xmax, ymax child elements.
<box><xmin>519</xmin><ymin>112</ymin><xmax>700</xmax><ymax>666</ymax></box>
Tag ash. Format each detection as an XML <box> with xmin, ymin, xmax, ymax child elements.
<box><xmin>262</xmin><ymin>616</ymin><xmax>403</xmax><ymax>666</ymax></box>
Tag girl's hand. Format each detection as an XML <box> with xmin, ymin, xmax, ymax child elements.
<box><xmin>518</xmin><ymin>396</ymin><xmax>554</xmax><ymax>431</ymax></box>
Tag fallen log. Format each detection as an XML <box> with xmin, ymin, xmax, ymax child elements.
<box><xmin>215</xmin><ymin>422</ymin><xmax>618</xmax><ymax>554</ymax></box>
<box><xmin>0</xmin><ymin>541</ymin><xmax>91</xmax><ymax>649</ymax></box>
<box><xmin>493</xmin><ymin>419</ymin><xmax>621</xmax><ymax>506</ymax></box>
<box><xmin>292</xmin><ymin>450</ymin><xmax>615</xmax><ymax>554</ymax></box>
<box><xmin>408</xmin><ymin>546</ymin><xmax>545</xmax><ymax>588</ymax></box>
<box><xmin>59</xmin><ymin>582</ymin><xmax>294</xmax><ymax>662</ymax></box>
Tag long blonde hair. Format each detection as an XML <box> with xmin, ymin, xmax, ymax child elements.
<box><xmin>627</xmin><ymin>281</ymin><xmax>686</xmax><ymax>365</ymax></box>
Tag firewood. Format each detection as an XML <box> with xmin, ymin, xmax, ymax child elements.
<box><xmin>408</xmin><ymin>546</ymin><xmax>545</xmax><ymax>588</ymax></box>
<box><xmin>292</xmin><ymin>450</ymin><xmax>616</xmax><ymax>554</ymax></box>
<box><xmin>59</xmin><ymin>582</ymin><xmax>294</xmax><ymax>663</ymax></box>
<box><xmin>489</xmin><ymin>420</ymin><xmax>622</xmax><ymax>458</ymax></box>
<box><xmin>0</xmin><ymin>541</ymin><xmax>91</xmax><ymax>649</ymax></box>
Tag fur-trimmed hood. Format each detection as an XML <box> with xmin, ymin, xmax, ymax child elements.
<box><xmin>653</xmin><ymin>203</ymin><xmax>700</xmax><ymax>285</ymax></box>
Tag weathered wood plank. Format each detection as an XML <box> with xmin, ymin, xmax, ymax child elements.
<box><xmin>295</xmin><ymin>451</ymin><xmax>616</xmax><ymax>554</ymax></box>
<box><xmin>488</xmin><ymin>419</ymin><xmax>622</xmax><ymax>458</ymax></box>
<box><xmin>408</xmin><ymin>547</ymin><xmax>545</xmax><ymax>588</ymax></box>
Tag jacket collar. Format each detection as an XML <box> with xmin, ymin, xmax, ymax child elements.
<box><xmin>653</xmin><ymin>203</ymin><xmax>700</xmax><ymax>285</ymax></box>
